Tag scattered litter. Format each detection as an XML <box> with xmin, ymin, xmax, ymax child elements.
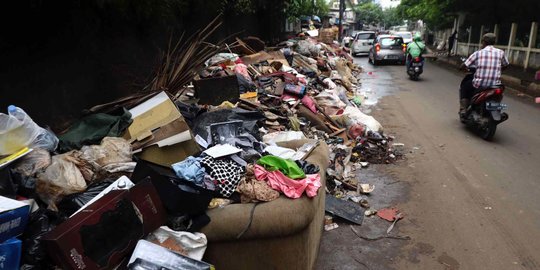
<box><xmin>386</xmin><ymin>212</ymin><xmax>404</xmax><ymax>234</ymax></box>
<box><xmin>377</xmin><ymin>207</ymin><xmax>401</xmax><ymax>222</ymax></box>
<box><xmin>364</xmin><ymin>209</ymin><xmax>377</xmax><ymax>216</ymax></box>
<box><xmin>325</xmin><ymin>195</ymin><xmax>364</xmax><ymax>225</ymax></box>
<box><xmin>359</xmin><ymin>183</ymin><xmax>375</xmax><ymax>194</ymax></box>
<box><xmin>324</xmin><ymin>223</ymin><xmax>339</xmax><ymax>231</ymax></box>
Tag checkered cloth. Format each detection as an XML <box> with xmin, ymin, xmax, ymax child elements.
<box><xmin>465</xmin><ymin>45</ymin><xmax>509</xmax><ymax>88</ymax></box>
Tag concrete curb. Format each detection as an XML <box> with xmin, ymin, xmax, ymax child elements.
<box><xmin>432</xmin><ymin>56</ymin><xmax>540</xmax><ymax>98</ymax></box>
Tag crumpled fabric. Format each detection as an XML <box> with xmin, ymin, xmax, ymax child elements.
<box><xmin>237</xmin><ymin>164</ymin><xmax>279</xmax><ymax>203</ymax></box>
<box><xmin>200</xmin><ymin>156</ymin><xmax>245</xmax><ymax>197</ymax></box>
<box><xmin>257</xmin><ymin>155</ymin><xmax>305</xmax><ymax>179</ymax></box>
<box><xmin>254</xmin><ymin>164</ymin><xmax>320</xmax><ymax>199</ymax></box>
<box><xmin>234</xmin><ymin>63</ymin><xmax>251</xmax><ymax>81</ymax></box>
<box><xmin>301</xmin><ymin>95</ymin><xmax>317</xmax><ymax>114</ymax></box>
<box><xmin>295</xmin><ymin>160</ymin><xmax>320</xmax><ymax>174</ymax></box>
<box><xmin>171</xmin><ymin>157</ymin><xmax>206</xmax><ymax>187</ymax></box>
<box><xmin>58</xmin><ymin>107</ymin><xmax>132</xmax><ymax>153</ymax></box>
<box><xmin>314</xmin><ymin>90</ymin><xmax>347</xmax><ymax>116</ymax></box>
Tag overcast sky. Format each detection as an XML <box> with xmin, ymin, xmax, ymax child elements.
<box><xmin>375</xmin><ymin>0</ymin><xmax>400</xmax><ymax>9</ymax></box>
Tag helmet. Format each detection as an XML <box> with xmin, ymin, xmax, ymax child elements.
<box><xmin>414</xmin><ymin>33</ymin><xmax>422</xmax><ymax>42</ymax></box>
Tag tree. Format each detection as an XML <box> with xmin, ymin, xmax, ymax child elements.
<box><xmin>381</xmin><ymin>7</ymin><xmax>402</xmax><ymax>28</ymax></box>
<box><xmin>355</xmin><ymin>1</ymin><xmax>383</xmax><ymax>26</ymax></box>
<box><xmin>396</xmin><ymin>0</ymin><xmax>455</xmax><ymax>29</ymax></box>
<box><xmin>285</xmin><ymin>0</ymin><xmax>330</xmax><ymax>19</ymax></box>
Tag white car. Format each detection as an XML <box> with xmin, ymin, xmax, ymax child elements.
<box><xmin>395</xmin><ymin>31</ymin><xmax>413</xmax><ymax>44</ymax></box>
<box><xmin>351</xmin><ymin>31</ymin><xmax>376</xmax><ymax>56</ymax></box>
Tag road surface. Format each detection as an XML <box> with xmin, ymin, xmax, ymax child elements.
<box><xmin>354</xmin><ymin>56</ymin><xmax>540</xmax><ymax>269</ymax></box>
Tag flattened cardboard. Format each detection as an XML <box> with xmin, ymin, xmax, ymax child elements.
<box><xmin>136</xmin><ymin>139</ymin><xmax>200</xmax><ymax>167</ymax></box>
<box><xmin>131</xmin><ymin>118</ymin><xmax>192</xmax><ymax>151</ymax></box>
<box><xmin>124</xmin><ymin>92</ymin><xmax>181</xmax><ymax>143</ymax></box>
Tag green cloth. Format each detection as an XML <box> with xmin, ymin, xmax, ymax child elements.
<box><xmin>257</xmin><ymin>155</ymin><xmax>306</xmax><ymax>179</ymax></box>
<box><xmin>58</xmin><ymin>108</ymin><xmax>132</xmax><ymax>152</ymax></box>
<box><xmin>406</xmin><ymin>41</ymin><xmax>426</xmax><ymax>58</ymax></box>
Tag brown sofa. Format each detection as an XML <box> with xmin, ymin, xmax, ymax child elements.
<box><xmin>201</xmin><ymin>140</ymin><xmax>329</xmax><ymax>270</ymax></box>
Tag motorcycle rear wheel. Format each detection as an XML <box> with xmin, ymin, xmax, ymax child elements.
<box><xmin>480</xmin><ymin>119</ymin><xmax>497</xmax><ymax>141</ymax></box>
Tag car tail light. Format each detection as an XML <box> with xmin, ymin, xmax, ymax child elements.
<box><xmin>494</xmin><ymin>88</ymin><xmax>503</xmax><ymax>95</ymax></box>
<box><xmin>402</xmin><ymin>44</ymin><xmax>406</xmax><ymax>52</ymax></box>
<box><xmin>375</xmin><ymin>43</ymin><xmax>380</xmax><ymax>53</ymax></box>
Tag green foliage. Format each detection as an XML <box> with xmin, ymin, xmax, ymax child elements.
<box><xmin>285</xmin><ymin>0</ymin><xmax>330</xmax><ymax>19</ymax></box>
<box><xmin>396</xmin><ymin>0</ymin><xmax>454</xmax><ymax>29</ymax></box>
<box><xmin>355</xmin><ymin>1</ymin><xmax>383</xmax><ymax>25</ymax></box>
<box><xmin>381</xmin><ymin>7</ymin><xmax>402</xmax><ymax>28</ymax></box>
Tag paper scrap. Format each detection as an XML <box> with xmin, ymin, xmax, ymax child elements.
<box><xmin>203</xmin><ymin>144</ymin><xmax>242</xmax><ymax>158</ymax></box>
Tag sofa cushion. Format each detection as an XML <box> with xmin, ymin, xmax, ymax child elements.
<box><xmin>201</xmin><ymin>140</ymin><xmax>329</xmax><ymax>241</ymax></box>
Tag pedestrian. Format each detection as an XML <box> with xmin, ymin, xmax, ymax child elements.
<box><xmin>448</xmin><ymin>30</ymin><xmax>457</xmax><ymax>57</ymax></box>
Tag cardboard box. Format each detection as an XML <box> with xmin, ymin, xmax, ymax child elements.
<box><xmin>0</xmin><ymin>237</ymin><xmax>22</xmax><ymax>269</ymax></box>
<box><xmin>42</xmin><ymin>180</ymin><xmax>166</xmax><ymax>270</ymax></box>
<box><xmin>124</xmin><ymin>91</ymin><xmax>182</xmax><ymax>143</ymax></box>
<box><xmin>136</xmin><ymin>139</ymin><xmax>200</xmax><ymax>167</ymax></box>
<box><xmin>125</xmin><ymin>91</ymin><xmax>200</xmax><ymax>167</ymax></box>
<box><xmin>0</xmin><ymin>196</ymin><xmax>30</xmax><ymax>243</ymax></box>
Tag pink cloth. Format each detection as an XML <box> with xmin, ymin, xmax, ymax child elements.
<box><xmin>254</xmin><ymin>164</ymin><xmax>321</xmax><ymax>199</ymax></box>
<box><xmin>234</xmin><ymin>63</ymin><xmax>251</xmax><ymax>81</ymax></box>
<box><xmin>301</xmin><ymin>95</ymin><xmax>317</xmax><ymax>113</ymax></box>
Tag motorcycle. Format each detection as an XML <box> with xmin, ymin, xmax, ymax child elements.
<box><xmin>459</xmin><ymin>60</ymin><xmax>509</xmax><ymax>141</ymax></box>
<box><xmin>407</xmin><ymin>56</ymin><xmax>423</xmax><ymax>80</ymax></box>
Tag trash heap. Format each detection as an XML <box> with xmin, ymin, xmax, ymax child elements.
<box><xmin>0</xmin><ymin>30</ymin><xmax>399</xmax><ymax>269</ymax></box>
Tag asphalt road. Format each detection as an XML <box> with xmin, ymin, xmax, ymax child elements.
<box><xmin>353</xmin><ymin>56</ymin><xmax>540</xmax><ymax>269</ymax></box>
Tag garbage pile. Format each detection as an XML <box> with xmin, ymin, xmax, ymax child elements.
<box><xmin>0</xmin><ymin>26</ymin><xmax>397</xmax><ymax>269</ymax></box>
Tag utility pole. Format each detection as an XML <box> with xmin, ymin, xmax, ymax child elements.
<box><xmin>338</xmin><ymin>0</ymin><xmax>345</xmax><ymax>42</ymax></box>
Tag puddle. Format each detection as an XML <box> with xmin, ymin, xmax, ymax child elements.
<box><xmin>354</xmin><ymin>59</ymin><xmax>400</xmax><ymax>108</ymax></box>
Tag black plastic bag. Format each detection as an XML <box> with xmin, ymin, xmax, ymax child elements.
<box><xmin>0</xmin><ymin>168</ymin><xmax>17</xmax><ymax>198</ymax></box>
<box><xmin>57</xmin><ymin>179</ymin><xmax>115</xmax><ymax>217</ymax></box>
<box><xmin>20</xmin><ymin>208</ymin><xmax>64</xmax><ymax>270</ymax></box>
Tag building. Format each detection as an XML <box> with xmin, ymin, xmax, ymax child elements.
<box><xmin>327</xmin><ymin>0</ymin><xmax>358</xmax><ymax>37</ymax></box>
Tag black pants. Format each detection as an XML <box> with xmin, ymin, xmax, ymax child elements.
<box><xmin>460</xmin><ymin>75</ymin><xmax>477</xmax><ymax>100</ymax></box>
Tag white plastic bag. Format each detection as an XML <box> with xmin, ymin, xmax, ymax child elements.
<box><xmin>0</xmin><ymin>106</ymin><xmax>58</xmax><ymax>155</ymax></box>
<box><xmin>342</xmin><ymin>106</ymin><xmax>383</xmax><ymax>133</ymax></box>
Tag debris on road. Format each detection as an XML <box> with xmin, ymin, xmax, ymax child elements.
<box><xmin>0</xmin><ymin>13</ymin><xmax>407</xmax><ymax>269</ymax></box>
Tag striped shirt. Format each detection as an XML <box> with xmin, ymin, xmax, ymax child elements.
<box><xmin>464</xmin><ymin>46</ymin><xmax>509</xmax><ymax>88</ymax></box>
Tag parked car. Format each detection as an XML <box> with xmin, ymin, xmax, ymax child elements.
<box><xmin>368</xmin><ymin>35</ymin><xmax>406</xmax><ymax>65</ymax></box>
<box><xmin>351</xmin><ymin>31</ymin><xmax>376</xmax><ymax>56</ymax></box>
<box><xmin>395</xmin><ymin>31</ymin><xmax>413</xmax><ymax>44</ymax></box>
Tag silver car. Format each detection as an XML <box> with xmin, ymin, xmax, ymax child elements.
<box><xmin>368</xmin><ymin>35</ymin><xmax>406</xmax><ymax>65</ymax></box>
<box><xmin>351</xmin><ymin>31</ymin><xmax>376</xmax><ymax>56</ymax></box>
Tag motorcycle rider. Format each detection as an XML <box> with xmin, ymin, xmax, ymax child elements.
<box><xmin>405</xmin><ymin>33</ymin><xmax>426</xmax><ymax>70</ymax></box>
<box><xmin>459</xmin><ymin>33</ymin><xmax>509</xmax><ymax>116</ymax></box>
